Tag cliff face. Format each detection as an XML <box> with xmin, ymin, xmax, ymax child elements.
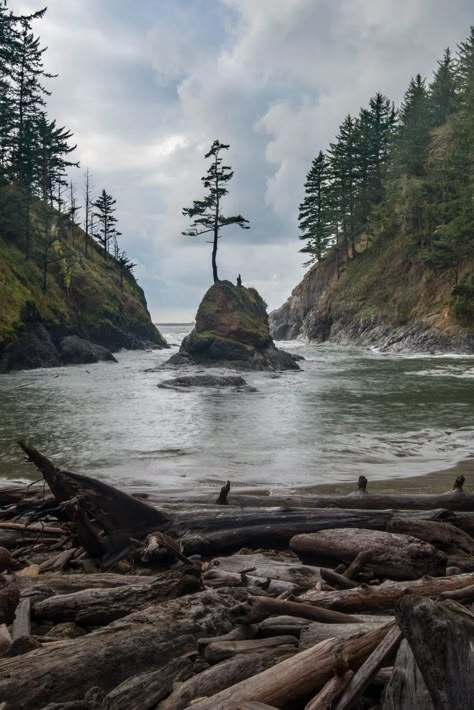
<box><xmin>0</xmin><ymin>226</ymin><xmax>167</xmax><ymax>371</ymax></box>
<box><xmin>270</xmin><ymin>236</ymin><xmax>474</xmax><ymax>353</ymax></box>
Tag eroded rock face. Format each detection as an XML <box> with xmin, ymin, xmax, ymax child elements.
<box><xmin>173</xmin><ymin>281</ymin><xmax>301</xmax><ymax>371</ymax></box>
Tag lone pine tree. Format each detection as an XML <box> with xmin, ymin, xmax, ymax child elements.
<box><xmin>182</xmin><ymin>139</ymin><xmax>249</xmax><ymax>283</ymax></box>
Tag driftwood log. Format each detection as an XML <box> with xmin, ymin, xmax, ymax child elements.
<box><xmin>290</xmin><ymin>528</ymin><xmax>446</xmax><ymax>580</ymax></box>
<box><xmin>189</xmin><ymin>622</ymin><xmax>394</xmax><ymax>709</ymax></box>
<box><xmin>32</xmin><ymin>568</ymin><xmax>202</xmax><ymax>625</ymax></box>
<box><xmin>382</xmin><ymin>639</ymin><xmax>433</xmax><ymax>710</ymax></box>
<box><xmin>0</xmin><ymin>588</ymin><xmax>245</xmax><ymax>710</ymax></box>
<box><xmin>395</xmin><ymin>595</ymin><xmax>474</xmax><ymax>710</ymax></box>
<box><xmin>301</xmin><ymin>572</ymin><xmax>474</xmax><ymax>612</ymax></box>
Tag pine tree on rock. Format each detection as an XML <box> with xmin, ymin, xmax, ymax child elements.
<box><xmin>298</xmin><ymin>151</ymin><xmax>332</xmax><ymax>264</ymax></box>
<box><xmin>93</xmin><ymin>189</ymin><xmax>118</xmax><ymax>258</ymax></box>
<box><xmin>182</xmin><ymin>139</ymin><xmax>249</xmax><ymax>283</ymax></box>
<box><xmin>328</xmin><ymin>115</ymin><xmax>359</xmax><ymax>259</ymax></box>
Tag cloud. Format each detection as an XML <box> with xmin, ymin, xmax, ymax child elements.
<box><xmin>8</xmin><ymin>0</ymin><xmax>473</xmax><ymax>320</ymax></box>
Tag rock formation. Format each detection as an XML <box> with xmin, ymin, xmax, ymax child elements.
<box><xmin>169</xmin><ymin>281</ymin><xmax>300</xmax><ymax>371</ymax></box>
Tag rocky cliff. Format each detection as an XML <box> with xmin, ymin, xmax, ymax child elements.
<box><xmin>270</xmin><ymin>236</ymin><xmax>474</xmax><ymax>354</ymax></box>
<box><xmin>0</xmin><ymin>227</ymin><xmax>167</xmax><ymax>372</ymax></box>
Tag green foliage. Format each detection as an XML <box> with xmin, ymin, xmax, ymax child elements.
<box><xmin>452</xmin><ymin>276</ymin><xmax>474</xmax><ymax>323</ymax></box>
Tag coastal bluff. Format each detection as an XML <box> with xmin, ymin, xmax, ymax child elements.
<box><xmin>170</xmin><ymin>280</ymin><xmax>300</xmax><ymax>371</ymax></box>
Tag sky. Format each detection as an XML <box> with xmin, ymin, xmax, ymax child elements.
<box><xmin>10</xmin><ymin>0</ymin><xmax>474</xmax><ymax>322</ymax></box>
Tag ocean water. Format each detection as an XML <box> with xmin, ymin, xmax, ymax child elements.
<box><xmin>0</xmin><ymin>324</ymin><xmax>473</xmax><ymax>493</ymax></box>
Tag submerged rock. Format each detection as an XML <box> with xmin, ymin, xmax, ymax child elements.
<box><xmin>167</xmin><ymin>281</ymin><xmax>301</xmax><ymax>371</ymax></box>
<box><xmin>59</xmin><ymin>336</ymin><xmax>117</xmax><ymax>365</ymax></box>
<box><xmin>158</xmin><ymin>374</ymin><xmax>256</xmax><ymax>391</ymax></box>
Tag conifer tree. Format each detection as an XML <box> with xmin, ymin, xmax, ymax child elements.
<box><xmin>429</xmin><ymin>48</ymin><xmax>458</xmax><ymax>126</ymax></box>
<box><xmin>117</xmin><ymin>250</ymin><xmax>136</xmax><ymax>287</ymax></box>
<box><xmin>182</xmin><ymin>139</ymin><xmax>249</xmax><ymax>283</ymax></box>
<box><xmin>328</xmin><ymin>115</ymin><xmax>358</xmax><ymax>259</ymax></box>
<box><xmin>394</xmin><ymin>74</ymin><xmax>431</xmax><ymax>177</ymax></box>
<box><xmin>298</xmin><ymin>151</ymin><xmax>332</xmax><ymax>263</ymax></box>
<box><xmin>93</xmin><ymin>189</ymin><xmax>118</xmax><ymax>258</ymax></box>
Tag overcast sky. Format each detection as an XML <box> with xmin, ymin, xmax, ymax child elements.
<box><xmin>11</xmin><ymin>0</ymin><xmax>474</xmax><ymax>321</ymax></box>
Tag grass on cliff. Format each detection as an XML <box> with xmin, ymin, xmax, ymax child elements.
<box><xmin>0</xmin><ymin>197</ymin><xmax>165</xmax><ymax>347</ymax></box>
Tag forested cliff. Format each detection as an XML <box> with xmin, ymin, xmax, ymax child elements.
<box><xmin>0</xmin><ymin>3</ymin><xmax>166</xmax><ymax>370</ymax></box>
<box><xmin>271</xmin><ymin>29</ymin><xmax>474</xmax><ymax>353</ymax></box>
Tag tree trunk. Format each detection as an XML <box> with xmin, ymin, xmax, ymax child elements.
<box><xmin>300</xmin><ymin>572</ymin><xmax>474</xmax><ymax>612</ymax></box>
<box><xmin>212</xmin><ymin>226</ymin><xmax>219</xmax><ymax>282</ymax></box>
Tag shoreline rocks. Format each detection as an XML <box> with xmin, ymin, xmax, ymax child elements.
<box><xmin>158</xmin><ymin>374</ymin><xmax>257</xmax><ymax>391</ymax></box>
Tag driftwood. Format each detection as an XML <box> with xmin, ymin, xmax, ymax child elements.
<box><xmin>204</xmin><ymin>636</ymin><xmax>298</xmax><ymax>663</ymax></box>
<box><xmin>320</xmin><ymin>567</ymin><xmax>357</xmax><ymax>589</ymax></box>
<box><xmin>333</xmin><ymin>625</ymin><xmax>402</xmax><ymax>709</ymax></box>
<box><xmin>258</xmin><ymin>616</ymin><xmax>310</xmax><ymax>638</ymax></box>
<box><xmin>16</xmin><ymin>572</ymin><xmax>161</xmax><ymax>596</ymax></box>
<box><xmin>0</xmin><ymin>623</ymin><xmax>12</xmax><ymax>656</ymax></box>
<box><xmin>203</xmin><ymin>568</ymin><xmax>299</xmax><ymax>595</ymax></box>
<box><xmin>301</xmin><ymin>572</ymin><xmax>474</xmax><ymax>612</ymax></box>
<box><xmin>32</xmin><ymin>568</ymin><xmax>202</xmax><ymax>625</ymax></box>
<box><xmin>343</xmin><ymin>551</ymin><xmax>371</xmax><ymax>581</ymax></box>
<box><xmin>103</xmin><ymin>657</ymin><xmax>194</xmax><ymax>710</ymax></box>
<box><xmin>0</xmin><ymin>588</ymin><xmax>245</xmax><ymax>710</ymax></box>
<box><xmin>210</xmin><ymin>474</ymin><xmax>474</xmax><ymax>511</ymax></box>
<box><xmin>188</xmin><ymin>622</ymin><xmax>394</xmax><ymax>709</ymax></box>
<box><xmin>0</xmin><ymin>578</ymin><xmax>19</xmax><ymax>624</ymax></box>
<box><xmin>208</xmin><ymin>554</ymin><xmax>321</xmax><ymax>589</ymax></box>
<box><xmin>440</xmin><ymin>582</ymin><xmax>474</xmax><ymax>603</ymax></box>
<box><xmin>158</xmin><ymin>650</ymin><xmax>293</xmax><ymax>710</ymax></box>
<box><xmin>386</xmin><ymin>517</ymin><xmax>474</xmax><ymax>555</ymax></box>
<box><xmin>382</xmin><ymin>640</ymin><xmax>433</xmax><ymax>710</ymax></box>
<box><xmin>290</xmin><ymin>528</ymin><xmax>446</xmax><ymax>580</ymax></box>
<box><xmin>299</xmin><ymin>617</ymin><xmax>393</xmax><ymax>650</ymax></box>
<box><xmin>12</xmin><ymin>597</ymin><xmax>31</xmax><ymax>640</ymax></box>
<box><xmin>304</xmin><ymin>670</ymin><xmax>354</xmax><ymax>710</ymax></box>
<box><xmin>18</xmin><ymin>442</ymin><xmax>168</xmax><ymax>560</ymax></box>
<box><xmin>396</xmin><ymin>595</ymin><xmax>474</xmax><ymax>710</ymax></box>
<box><xmin>231</xmin><ymin>595</ymin><xmax>360</xmax><ymax>625</ymax></box>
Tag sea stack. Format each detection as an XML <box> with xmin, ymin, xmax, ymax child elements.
<box><xmin>175</xmin><ymin>280</ymin><xmax>301</xmax><ymax>371</ymax></box>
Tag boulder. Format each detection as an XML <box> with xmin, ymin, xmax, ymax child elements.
<box><xmin>0</xmin><ymin>323</ymin><xmax>60</xmax><ymax>372</ymax></box>
<box><xmin>158</xmin><ymin>375</ymin><xmax>256</xmax><ymax>391</ymax></box>
<box><xmin>59</xmin><ymin>336</ymin><xmax>117</xmax><ymax>365</ymax></box>
<box><xmin>172</xmin><ymin>281</ymin><xmax>301</xmax><ymax>371</ymax></box>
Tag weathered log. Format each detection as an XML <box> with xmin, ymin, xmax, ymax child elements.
<box><xmin>299</xmin><ymin>617</ymin><xmax>393</xmax><ymax>650</ymax></box>
<box><xmin>382</xmin><ymin>640</ymin><xmax>433</xmax><ymax>710</ymax></box>
<box><xmin>204</xmin><ymin>568</ymin><xmax>298</xmax><ymax>595</ymax></box>
<box><xmin>395</xmin><ymin>595</ymin><xmax>474</xmax><ymax>710</ymax></box>
<box><xmin>333</xmin><ymin>625</ymin><xmax>402</xmax><ymax>710</ymax></box>
<box><xmin>320</xmin><ymin>568</ymin><xmax>357</xmax><ymax>590</ymax></box>
<box><xmin>231</xmin><ymin>595</ymin><xmax>360</xmax><ymax>625</ymax></box>
<box><xmin>16</xmin><ymin>572</ymin><xmax>160</xmax><ymax>596</ymax></box>
<box><xmin>204</xmin><ymin>475</ymin><xmax>474</xmax><ymax>511</ymax></box>
<box><xmin>386</xmin><ymin>517</ymin><xmax>474</xmax><ymax>555</ymax></box>
<box><xmin>32</xmin><ymin>568</ymin><xmax>202</xmax><ymax>625</ymax></box>
<box><xmin>0</xmin><ymin>588</ymin><xmax>246</xmax><ymax>710</ymax></box>
<box><xmin>204</xmin><ymin>636</ymin><xmax>298</xmax><ymax>664</ymax></box>
<box><xmin>18</xmin><ymin>442</ymin><xmax>169</xmax><ymax>559</ymax></box>
<box><xmin>188</xmin><ymin>622</ymin><xmax>394</xmax><ymax>709</ymax></box>
<box><xmin>0</xmin><ymin>623</ymin><xmax>12</xmax><ymax>656</ymax></box>
<box><xmin>301</xmin><ymin>572</ymin><xmax>474</xmax><ymax>612</ymax></box>
<box><xmin>304</xmin><ymin>670</ymin><xmax>354</xmax><ymax>710</ymax></box>
<box><xmin>207</xmin><ymin>554</ymin><xmax>321</xmax><ymax>590</ymax></box>
<box><xmin>170</xmin><ymin>508</ymin><xmax>467</xmax><ymax>557</ymax></box>
<box><xmin>258</xmin><ymin>616</ymin><xmax>310</xmax><ymax>638</ymax></box>
<box><xmin>158</xmin><ymin>650</ymin><xmax>293</xmax><ymax>710</ymax></box>
<box><xmin>103</xmin><ymin>657</ymin><xmax>194</xmax><ymax>710</ymax></box>
<box><xmin>0</xmin><ymin>529</ymin><xmax>60</xmax><ymax>548</ymax></box>
<box><xmin>0</xmin><ymin>578</ymin><xmax>19</xmax><ymax>624</ymax></box>
<box><xmin>198</xmin><ymin>625</ymin><xmax>258</xmax><ymax>646</ymax></box>
<box><xmin>12</xmin><ymin>598</ymin><xmax>31</xmax><ymax>640</ymax></box>
<box><xmin>290</xmin><ymin>529</ymin><xmax>446</xmax><ymax>580</ymax></box>
<box><xmin>0</xmin><ymin>547</ymin><xmax>12</xmax><ymax>572</ymax></box>
<box><xmin>343</xmin><ymin>551</ymin><xmax>371</xmax><ymax>581</ymax></box>
<box><xmin>440</xmin><ymin>582</ymin><xmax>474</xmax><ymax>603</ymax></box>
